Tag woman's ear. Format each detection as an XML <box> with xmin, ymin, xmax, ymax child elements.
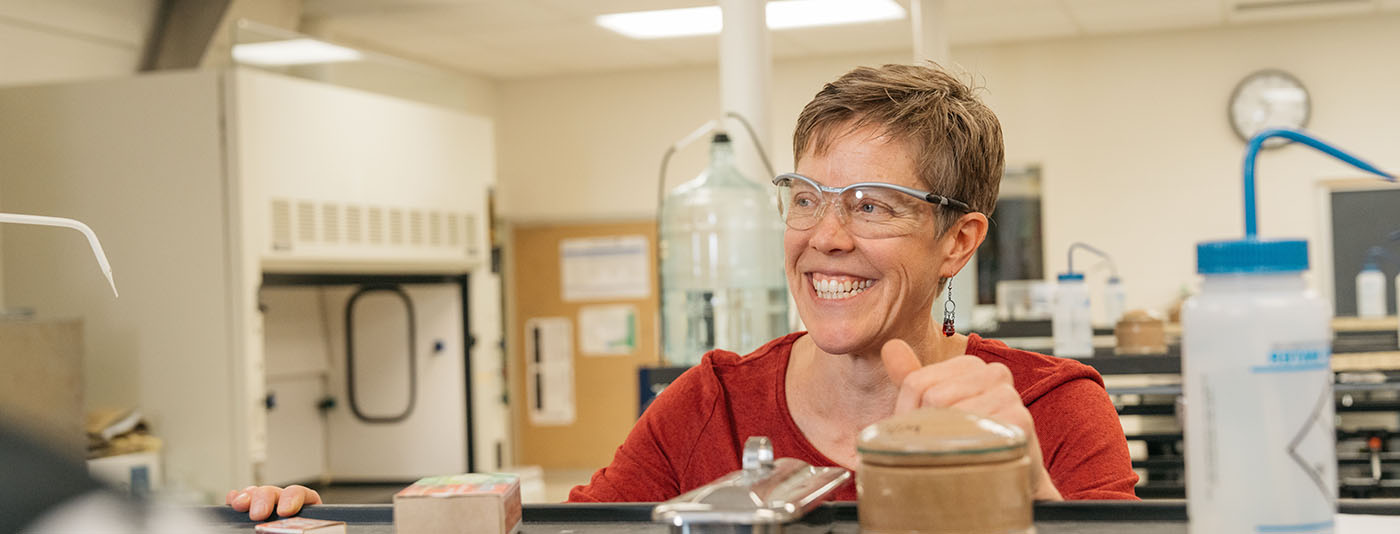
<box><xmin>938</xmin><ymin>212</ymin><xmax>989</xmax><ymax>279</ymax></box>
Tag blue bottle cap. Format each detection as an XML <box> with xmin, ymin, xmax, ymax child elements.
<box><xmin>1362</xmin><ymin>262</ymin><xmax>1381</xmax><ymax>272</ymax></box>
<box><xmin>1057</xmin><ymin>273</ymin><xmax>1085</xmax><ymax>281</ymax></box>
<box><xmin>1196</xmin><ymin>238</ymin><xmax>1308</xmax><ymax>274</ymax></box>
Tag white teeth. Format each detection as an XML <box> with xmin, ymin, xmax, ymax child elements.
<box><xmin>811</xmin><ymin>276</ymin><xmax>873</xmax><ymax>300</ymax></box>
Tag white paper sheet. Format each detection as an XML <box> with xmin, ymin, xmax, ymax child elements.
<box><xmin>524</xmin><ymin>317</ymin><xmax>575</xmax><ymax>426</ymax></box>
<box><xmin>578</xmin><ymin>304</ymin><xmax>638</xmax><ymax>356</ymax></box>
<box><xmin>560</xmin><ymin>236</ymin><xmax>650</xmax><ymax>301</ymax></box>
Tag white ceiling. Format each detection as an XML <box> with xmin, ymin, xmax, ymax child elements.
<box><xmin>298</xmin><ymin>0</ymin><xmax>1400</xmax><ymax>80</ymax></box>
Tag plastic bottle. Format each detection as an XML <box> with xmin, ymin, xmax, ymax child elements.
<box><xmin>1052</xmin><ymin>273</ymin><xmax>1093</xmax><ymax>357</ymax></box>
<box><xmin>1103</xmin><ymin>276</ymin><xmax>1126</xmax><ymax>327</ymax></box>
<box><xmin>658</xmin><ymin>133</ymin><xmax>788</xmax><ymax>366</ymax></box>
<box><xmin>1182</xmin><ymin>128</ymin><xmax>1393</xmax><ymax>534</ymax></box>
<box><xmin>1182</xmin><ymin>240</ymin><xmax>1334</xmax><ymax>533</ymax></box>
<box><xmin>1356</xmin><ymin>261</ymin><xmax>1386</xmax><ymax>318</ymax></box>
<box><xmin>1062</xmin><ymin>242</ymin><xmax>1122</xmax><ymax>329</ymax></box>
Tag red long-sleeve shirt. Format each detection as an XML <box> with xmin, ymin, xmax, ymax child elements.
<box><xmin>568</xmin><ymin>332</ymin><xmax>1140</xmax><ymax>502</ymax></box>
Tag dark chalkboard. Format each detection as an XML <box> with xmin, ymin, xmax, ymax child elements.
<box><xmin>1330</xmin><ymin>188</ymin><xmax>1400</xmax><ymax>316</ymax></box>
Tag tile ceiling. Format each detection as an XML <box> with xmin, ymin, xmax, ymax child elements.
<box><xmin>297</xmin><ymin>0</ymin><xmax>1400</xmax><ymax>79</ymax></box>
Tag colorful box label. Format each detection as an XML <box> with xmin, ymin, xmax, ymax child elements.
<box><xmin>396</xmin><ymin>473</ymin><xmax>521</xmax><ymax>498</ymax></box>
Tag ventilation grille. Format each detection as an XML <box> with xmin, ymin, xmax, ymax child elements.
<box><xmin>389</xmin><ymin>209</ymin><xmax>404</xmax><ymax>245</ymax></box>
<box><xmin>409</xmin><ymin>211</ymin><xmax>424</xmax><ymax>246</ymax></box>
<box><xmin>268</xmin><ymin>198</ymin><xmax>482</xmax><ymax>260</ymax></box>
<box><xmin>428</xmin><ymin>212</ymin><xmax>442</xmax><ymax>247</ymax></box>
<box><xmin>368</xmin><ymin>207</ymin><xmax>384</xmax><ymax>245</ymax></box>
<box><xmin>322</xmin><ymin>204</ymin><xmax>340</xmax><ymax>243</ymax></box>
<box><xmin>446</xmin><ymin>214</ymin><xmax>461</xmax><ymax>247</ymax></box>
<box><xmin>271</xmin><ymin>200</ymin><xmax>292</xmax><ymax>251</ymax></box>
<box><xmin>297</xmin><ymin>202</ymin><xmax>316</xmax><ymax>243</ymax></box>
<box><xmin>346</xmin><ymin>206</ymin><xmax>362</xmax><ymax>244</ymax></box>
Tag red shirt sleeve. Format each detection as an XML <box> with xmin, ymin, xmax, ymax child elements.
<box><xmin>566</xmin><ymin>360</ymin><xmax>722</xmax><ymax>502</ymax></box>
<box><xmin>1031</xmin><ymin>378</ymin><xmax>1140</xmax><ymax>500</ymax></box>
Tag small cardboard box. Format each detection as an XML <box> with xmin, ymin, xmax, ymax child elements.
<box><xmin>254</xmin><ymin>517</ymin><xmax>346</xmax><ymax>534</ymax></box>
<box><xmin>394</xmin><ymin>473</ymin><xmax>522</xmax><ymax>534</ymax></box>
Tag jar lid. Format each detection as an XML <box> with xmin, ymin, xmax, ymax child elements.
<box><xmin>1117</xmin><ymin>309</ymin><xmax>1163</xmax><ymax>324</ymax></box>
<box><xmin>652</xmin><ymin>437</ymin><xmax>850</xmax><ymax>526</ymax></box>
<box><xmin>856</xmin><ymin>407</ymin><xmax>1027</xmax><ymax>467</ymax></box>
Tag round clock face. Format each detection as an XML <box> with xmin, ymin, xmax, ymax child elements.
<box><xmin>1229</xmin><ymin>70</ymin><xmax>1310</xmax><ymax>148</ymax></box>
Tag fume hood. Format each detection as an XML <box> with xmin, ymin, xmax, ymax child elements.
<box><xmin>0</xmin><ymin>67</ymin><xmax>506</xmax><ymax>499</ymax></box>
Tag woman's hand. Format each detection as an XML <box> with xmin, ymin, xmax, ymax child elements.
<box><xmin>224</xmin><ymin>485</ymin><xmax>323</xmax><ymax>521</ymax></box>
<box><xmin>880</xmin><ymin>339</ymin><xmax>1063</xmax><ymax>501</ymax></box>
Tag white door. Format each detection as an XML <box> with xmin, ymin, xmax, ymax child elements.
<box><xmin>321</xmin><ymin>283</ymin><xmax>468</xmax><ymax>480</ymax></box>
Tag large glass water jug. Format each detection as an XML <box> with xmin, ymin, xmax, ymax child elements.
<box><xmin>659</xmin><ymin>133</ymin><xmax>788</xmax><ymax>365</ymax></box>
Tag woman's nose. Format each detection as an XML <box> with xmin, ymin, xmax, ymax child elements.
<box><xmin>807</xmin><ymin>202</ymin><xmax>856</xmax><ymax>253</ymax></box>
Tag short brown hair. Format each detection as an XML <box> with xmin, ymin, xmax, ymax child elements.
<box><xmin>793</xmin><ymin>63</ymin><xmax>1004</xmax><ymax>231</ymax></box>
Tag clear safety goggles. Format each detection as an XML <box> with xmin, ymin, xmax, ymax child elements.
<box><xmin>771</xmin><ymin>173</ymin><xmax>972</xmax><ymax>238</ymax></box>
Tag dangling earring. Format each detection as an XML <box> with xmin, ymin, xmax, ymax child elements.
<box><xmin>942</xmin><ymin>280</ymin><xmax>956</xmax><ymax>337</ymax></box>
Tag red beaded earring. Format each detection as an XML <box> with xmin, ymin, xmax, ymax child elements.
<box><xmin>942</xmin><ymin>280</ymin><xmax>956</xmax><ymax>337</ymax></box>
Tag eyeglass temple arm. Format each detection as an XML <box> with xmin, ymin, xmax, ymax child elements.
<box><xmin>926</xmin><ymin>194</ymin><xmax>971</xmax><ymax>212</ymax></box>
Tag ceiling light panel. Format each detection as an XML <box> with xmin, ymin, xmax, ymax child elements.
<box><xmin>596</xmin><ymin>5</ymin><xmax>723</xmax><ymax>39</ymax></box>
<box><xmin>596</xmin><ymin>0</ymin><xmax>908</xmax><ymax>39</ymax></box>
<box><xmin>232</xmin><ymin>38</ymin><xmax>364</xmax><ymax>66</ymax></box>
<box><xmin>766</xmin><ymin>0</ymin><xmax>906</xmax><ymax>30</ymax></box>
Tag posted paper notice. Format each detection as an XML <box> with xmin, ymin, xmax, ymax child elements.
<box><xmin>524</xmin><ymin>317</ymin><xmax>575</xmax><ymax>426</ymax></box>
<box><xmin>579</xmin><ymin>304</ymin><xmax>638</xmax><ymax>356</ymax></box>
<box><xmin>560</xmin><ymin>236</ymin><xmax>650</xmax><ymax>301</ymax></box>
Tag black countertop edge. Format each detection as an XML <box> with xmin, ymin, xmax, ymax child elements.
<box><xmin>205</xmin><ymin>504</ymin><xmax>394</xmax><ymax>525</ymax></box>
<box><xmin>1341</xmin><ymin>499</ymin><xmax>1400</xmax><ymax>515</ymax></box>
<box><xmin>200</xmin><ymin>499</ymin><xmax>1400</xmax><ymax>525</ymax></box>
<box><xmin>1032</xmin><ymin>500</ymin><xmax>1185</xmax><ymax>521</ymax></box>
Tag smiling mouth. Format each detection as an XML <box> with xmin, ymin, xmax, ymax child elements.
<box><xmin>810</xmin><ymin>274</ymin><xmax>874</xmax><ymax>300</ymax></box>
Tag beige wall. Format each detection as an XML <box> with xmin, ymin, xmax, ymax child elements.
<box><xmin>296</xmin><ymin>61</ymin><xmax>499</xmax><ymax>119</ymax></box>
<box><xmin>0</xmin><ymin>0</ymin><xmax>156</xmax><ymax>87</ymax></box>
<box><xmin>497</xmin><ymin>14</ymin><xmax>1400</xmax><ymax>313</ymax></box>
<box><xmin>0</xmin><ymin>0</ymin><xmax>157</xmax><ymax>308</ymax></box>
<box><xmin>0</xmin><ymin>72</ymin><xmax>239</xmax><ymax>497</ymax></box>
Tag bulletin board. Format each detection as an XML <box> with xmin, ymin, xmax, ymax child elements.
<box><xmin>509</xmin><ymin>221</ymin><xmax>659</xmax><ymax>470</ymax></box>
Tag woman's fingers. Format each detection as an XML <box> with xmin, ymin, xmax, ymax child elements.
<box><xmin>248</xmin><ymin>486</ymin><xmax>283</xmax><ymax>521</ymax></box>
<box><xmin>225</xmin><ymin>485</ymin><xmax>322</xmax><ymax>520</ymax></box>
<box><xmin>948</xmin><ymin>389</ymin><xmax>1004</xmax><ymax>419</ymax></box>
<box><xmin>228</xmin><ymin>486</ymin><xmax>256</xmax><ymax>512</ymax></box>
<box><xmin>276</xmin><ymin>485</ymin><xmax>321</xmax><ymax>517</ymax></box>
<box><xmin>951</xmin><ymin>384</ymin><xmax>1026</xmax><ymax>428</ymax></box>
<box><xmin>917</xmin><ymin>361</ymin><xmax>1008</xmax><ymax>408</ymax></box>
<box><xmin>894</xmin><ymin>355</ymin><xmax>993</xmax><ymax>413</ymax></box>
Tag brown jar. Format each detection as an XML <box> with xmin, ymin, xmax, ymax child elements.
<box><xmin>1115</xmin><ymin>309</ymin><xmax>1168</xmax><ymax>355</ymax></box>
<box><xmin>856</xmin><ymin>407</ymin><xmax>1033</xmax><ymax>534</ymax></box>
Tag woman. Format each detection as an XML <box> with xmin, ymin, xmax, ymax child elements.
<box><xmin>229</xmin><ymin>63</ymin><xmax>1137</xmax><ymax>519</ymax></box>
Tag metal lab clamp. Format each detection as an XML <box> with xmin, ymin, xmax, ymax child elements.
<box><xmin>653</xmin><ymin>437</ymin><xmax>851</xmax><ymax>534</ymax></box>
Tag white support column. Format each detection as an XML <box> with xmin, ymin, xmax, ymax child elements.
<box><xmin>911</xmin><ymin>0</ymin><xmax>950</xmax><ymax>64</ymax></box>
<box><xmin>913</xmin><ymin>0</ymin><xmax>973</xmax><ymax>329</ymax></box>
<box><xmin>718</xmin><ymin>0</ymin><xmax>771</xmax><ymax>183</ymax></box>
